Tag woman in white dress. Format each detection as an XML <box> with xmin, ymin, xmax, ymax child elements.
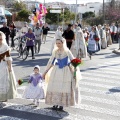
<box><xmin>43</xmin><ymin>36</ymin><xmax>82</xmax><ymax>111</ymax></box>
<box><xmin>75</xmin><ymin>27</ymin><xmax>87</xmax><ymax>58</ymax></box>
<box><xmin>106</xmin><ymin>27</ymin><xmax>112</xmax><ymax>46</ymax></box>
<box><xmin>0</xmin><ymin>31</ymin><xmax>17</xmax><ymax>105</ymax></box>
<box><xmin>98</xmin><ymin>25</ymin><xmax>107</xmax><ymax>49</ymax></box>
<box><xmin>88</xmin><ymin>26</ymin><xmax>100</xmax><ymax>55</ymax></box>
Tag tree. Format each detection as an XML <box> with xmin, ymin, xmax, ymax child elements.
<box><xmin>100</xmin><ymin>0</ymin><xmax>120</xmax><ymax>23</ymax></box>
<box><xmin>46</xmin><ymin>8</ymin><xmax>75</xmax><ymax>24</ymax></box>
<box><xmin>46</xmin><ymin>9</ymin><xmax>60</xmax><ymax>24</ymax></box>
<box><xmin>16</xmin><ymin>9</ymin><xmax>31</xmax><ymax>22</ymax></box>
<box><xmin>82</xmin><ymin>11</ymin><xmax>95</xmax><ymax>19</ymax></box>
<box><xmin>12</xmin><ymin>1</ymin><xmax>27</xmax><ymax>12</ymax></box>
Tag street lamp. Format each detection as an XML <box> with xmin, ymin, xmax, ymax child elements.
<box><xmin>62</xmin><ymin>8</ymin><xmax>64</xmax><ymax>30</ymax></box>
<box><xmin>103</xmin><ymin>0</ymin><xmax>105</xmax><ymax>23</ymax></box>
<box><xmin>44</xmin><ymin>0</ymin><xmax>46</xmax><ymax>23</ymax></box>
<box><xmin>75</xmin><ymin>0</ymin><xmax>77</xmax><ymax>23</ymax></box>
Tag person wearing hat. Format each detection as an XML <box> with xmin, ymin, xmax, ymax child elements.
<box><xmin>62</xmin><ymin>24</ymin><xmax>75</xmax><ymax>49</ymax></box>
<box><xmin>23</xmin><ymin>65</ymin><xmax>45</xmax><ymax>107</ymax></box>
<box><xmin>0</xmin><ymin>22</ymin><xmax>10</xmax><ymax>46</ymax></box>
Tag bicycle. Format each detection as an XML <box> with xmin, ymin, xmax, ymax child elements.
<box><xmin>16</xmin><ymin>37</ymin><xmax>29</xmax><ymax>60</ymax></box>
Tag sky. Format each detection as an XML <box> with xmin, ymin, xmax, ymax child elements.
<box><xmin>40</xmin><ymin>0</ymin><xmax>103</xmax><ymax>4</ymax></box>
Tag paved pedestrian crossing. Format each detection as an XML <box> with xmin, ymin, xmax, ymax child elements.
<box><xmin>0</xmin><ymin>59</ymin><xmax>120</xmax><ymax>120</ymax></box>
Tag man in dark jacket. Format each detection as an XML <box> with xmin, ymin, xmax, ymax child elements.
<box><xmin>42</xmin><ymin>23</ymin><xmax>50</xmax><ymax>44</ymax></box>
<box><xmin>62</xmin><ymin>24</ymin><xmax>75</xmax><ymax>49</ymax></box>
<box><xmin>0</xmin><ymin>22</ymin><xmax>10</xmax><ymax>45</ymax></box>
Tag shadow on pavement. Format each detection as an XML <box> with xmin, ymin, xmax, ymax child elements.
<box><xmin>108</xmin><ymin>87</ymin><xmax>120</xmax><ymax>93</ymax></box>
<box><xmin>0</xmin><ymin>104</ymin><xmax>69</xmax><ymax>120</ymax></box>
<box><xmin>13</xmin><ymin>58</ymin><xmax>49</xmax><ymax>67</ymax></box>
<box><xmin>81</xmin><ymin>63</ymin><xmax>120</xmax><ymax>72</ymax></box>
<box><xmin>99</xmin><ymin>54</ymin><xmax>120</xmax><ymax>59</ymax></box>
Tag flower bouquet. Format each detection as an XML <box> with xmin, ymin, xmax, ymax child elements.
<box><xmin>18</xmin><ymin>79</ymin><xmax>27</xmax><ymax>85</ymax></box>
<box><xmin>111</xmin><ymin>32</ymin><xmax>114</xmax><ymax>35</ymax></box>
<box><xmin>94</xmin><ymin>35</ymin><xmax>99</xmax><ymax>41</ymax></box>
<box><xmin>71</xmin><ymin>58</ymin><xmax>82</xmax><ymax>78</ymax></box>
<box><xmin>85</xmin><ymin>37</ymin><xmax>88</xmax><ymax>42</ymax></box>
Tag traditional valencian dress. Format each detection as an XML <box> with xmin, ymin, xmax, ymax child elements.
<box><xmin>0</xmin><ymin>43</ymin><xmax>17</xmax><ymax>102</ymax></box>
<box><xmin>75</xmin><ymin>28</ymin><xmax>87</xmax><ymax>58</ymax></box>
<box><xmin>88</xmin><ymin>31</ymin><xmax>100</xmax><ymax>54</ymax></box>
<box><xmin>45</xmin><ymin>50</ymin><xmax>81</xmax><ymax>107</ymax></box>
<box><xmin>70</xmin><ymin>27</ymin><xmax>87</xmax><ymax>58</ymax></box>
<box><xmin>23</xmin><ymin>73</ymin><xmax>45</xmax><ymax>99</ymax></box>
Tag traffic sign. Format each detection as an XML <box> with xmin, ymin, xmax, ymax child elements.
<box><xmin>50</xmin><ymin>10</ymin><xmax>61</xmax><ymax>13</ymax></box>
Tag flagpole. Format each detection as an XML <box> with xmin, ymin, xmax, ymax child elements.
<box><xmin>75</xmin><ymin>0</ymin><xmax>77</xmax><ymax>23</ymax></box>
<box><xmin>44</xmin><ymin>0</ymin><xmax>46</xmax><ymax>23</ymax></box>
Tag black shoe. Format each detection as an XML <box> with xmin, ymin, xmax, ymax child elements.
<box><xmin>52</xmin><ymin>105</ymin><xmax>58</xmax><ymax>110</ymax></box>
<box><xmin>32</xmin><ymin>57</ymin><xmax>35</xmax><ymax>59</ymax></box>
<box><xmin>58</xmin><ymin>106</ymin><xmax>63</xmax><ymax>111</ymax></box>
<box><xmin>89</xmin><ymin>55</ymin><xmax>91</xmax><ymax>60</ymax></box>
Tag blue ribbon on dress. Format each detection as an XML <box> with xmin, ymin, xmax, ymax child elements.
<box><xmin>52</xmin><ymin>56</ymin><xmax>70</xmax><ymax>68</ymax></box>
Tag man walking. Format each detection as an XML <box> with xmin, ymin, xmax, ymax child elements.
<box><xmin>34</xmin><ymin>23</ymin><xmax>42</xmax><ymax>54</ymax></box>
<box><xmin>110</xmin><ymin>23</ymin><xmax>118</xmax><ymax>43</ymax></box>
<box><xmin>62</xmin><ymin>24</ymin><xmax>75</xmax><ymax>49</ymax></box>
<box><xmin>42</xmin><ymin>23</ymin><xmax>50</xmax><ymax>44</ymax></box>
<box><xmin>0</xmin><ymin>22</ymin><xmax>10</xmax><ymax>45</ymax></box>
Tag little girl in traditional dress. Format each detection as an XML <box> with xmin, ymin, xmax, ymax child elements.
<box><xmin>23</xmin><ymin>65</ymin><xmax>45</xmax><ymax>106</ymax></box>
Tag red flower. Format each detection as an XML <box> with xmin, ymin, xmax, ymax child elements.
<box><xmin>71</xmin><ymin>58</ymin><xmax>82</xmax><ymax>67</ymax></box>
<box><xmin>18</xmin><ymin>79</ymin><xmax>24</xmax><ymax>85</ymax></box>
<box><xmin>95</xmin><ymin>37</ymin><xmax>99</xmax><ymax>41</ymax></box>
<box><xmin>111</xmin><ymin>32</ymin><xmax>114</xmax><ymax>35</ymax></box>
<box><xmin>85</xmin><ymin>37</ymin><xmax>88</xmax><ymax>41</ymax></box>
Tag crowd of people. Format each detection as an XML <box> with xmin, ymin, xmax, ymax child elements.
<box><xmin>54</xmin><ymin>22</ymin><xmax>120</xmax><ymax>60</ymax></box>
<box><xmin>0</xmin><ymin>21</ymin><xmax>81</xmax><ymax>111</ymax></box>
<box><xmin>0</xmin><ymin>22</ymin><xmax>50</xmax><ymax>59</ymax></box>
<box><xmin>0</xmin><ymin>20</ymin><xmax>120</xmax><ymax>112</ymax></box>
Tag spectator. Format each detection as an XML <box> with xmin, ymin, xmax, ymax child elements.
<box><xmin>23</xmin><ymin>28</ymin><xmax>35</xmax><ymax>59</ymax></box>
<box><xmin>9</xmin><ymin>22</ymin><xmax>16</xmax><ymax>49</ymax></box>
<box><xmin>110</xmin><ymin>23</ymin><xmax>118</xmax><ymax>43</ymax></box>
<box><xmin>0</xmin><ymin>22</ymin><xmax>10</xmax><ymax>46</ymax></box>
<box><xmin>34</xmin><ymin>23</ymin><xmax>42</xmax><ymax>54</ymax></box>
<box><xmin>42</xmin><ymin>23</ymin><xmax>50</xmax><ymax>44</ymax></box>
<box><xmin>21</xmin><ymin>22</ymin><xmax>29</xmax><ymax>35</ymax></box>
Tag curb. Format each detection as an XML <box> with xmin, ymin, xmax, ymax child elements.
<box><xmin>112</xmin><ymin>49</ymin><xmax>120</xmax><ymax>55</ymax></box>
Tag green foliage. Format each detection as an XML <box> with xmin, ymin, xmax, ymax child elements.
<box><xmin>16</xmin><ymin>9</ymin><xmax>31</xmax><ymax>22</ymax></box>
<box><xmin>12</xmin><ymin>1</ymin><xmax>27</xmax><ymax>12</ymax></box>
<box><xmin>83</xmin><ymin>11</ymin><xmax>95</xmax><ymax>19</ymax></box>
<box><xmin>86</xmin><ymin>15</ymin><xmax>104</xmax><ymax>26</ymax></box>
<box><xmin>46</xmin><ymin>8</ymin><xmax>75</xmax><ymax>24</ymax></box>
